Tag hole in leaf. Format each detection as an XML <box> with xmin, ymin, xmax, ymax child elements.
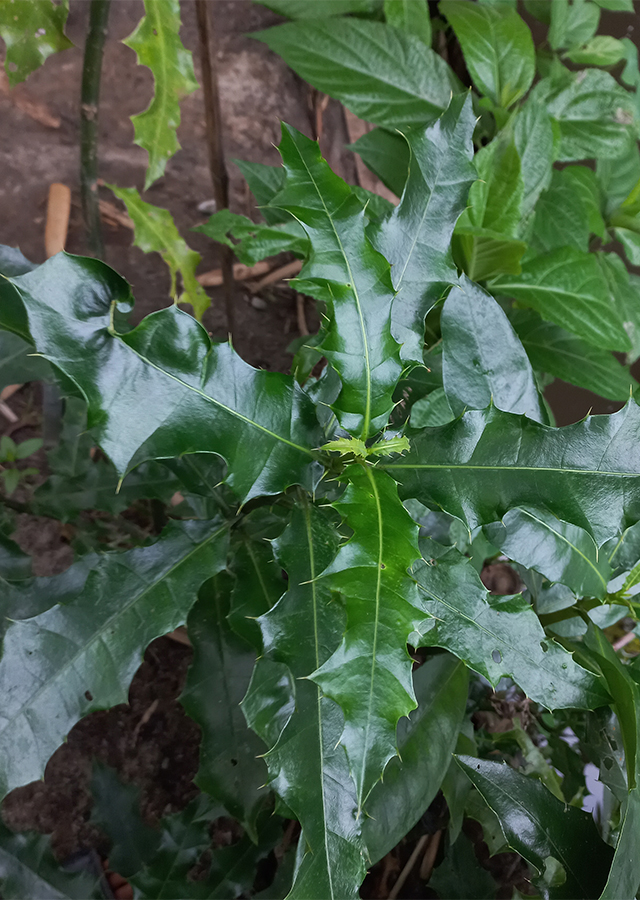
<box><xmin>540</xmin><ymin>641</ymin><xmax>549</xmax><ymax>652</ymax></box>
<box><xmin>491</xmin><ymin>649</ymin><xmax>502</xmax><ymax>663</ymax></box>
<box><xmin>230</xmin><ymin>758</ymin><xmax>238</xmax><ymax>767</ymax></box>
<box><xmin>380</xmin><ymin>563</ymin><xmax>386</xmax><ymax>570</ymax></box>
<box><xmin>603</xmin><ymin>757</ymin><xmax>614</xmax><ymax>770</ymax></box>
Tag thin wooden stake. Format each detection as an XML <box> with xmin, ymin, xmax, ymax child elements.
<box><xmin>45</xmin><ymin>183</ymin><xmax>71</xmax><ymax>258</ymax></box>
<box><xmin>195</xmin><ymin>0</ymin><xmax>235</xmax><ymax>337</ymax></box>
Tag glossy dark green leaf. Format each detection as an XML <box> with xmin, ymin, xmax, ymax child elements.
<box><xmin>441</xmin><ymin>277</ymin><xmax>546</xmax><ymax>423</ymax></box>
<box><xmin>349</xmin><ymin>127</ymin><xmax>409</xmax><ymax>198</ymax></box>
<box><xmin>452</xmin><ymin>230</ymin><xmax>526</xmax><ymax>282</ymax></box>
<box><xmin>370</xmin><ymin>93</ymin><xmax>475</xmax><ymax>362</ymax></box>
<box><xmin>180</xmin><ymin>577</ymin><xmax>268</xmax><ymax>840</ymax></box>
<box><xmin>194</xmin><ymin>209</ymin><xmax>308</xmax><ymax>266</ymax></box>
<box><xmin>384</xmin><ymin>0</ymin><xmax>431</xmax><ymax>46</ymax></box>
<box><xmin>0</xmin><ymin>244</ymin><xmax>36</xmax><ymax>277</ymax></box>
<box><xmin>459</xmin><ymin>135</ymin><xmax>523</xmax><ymax>238</ymax></box>
<box><xmin>273</xmin><ymin>125</ymin><xmax>401</xmax><ymax>437</ymax></box>
<box><xmin>485</xmin><ymin>506</ymin><xmax>611</xmax><ymax>600</ymax></box>
<box><xmin>363</xmin><ymin>653</ymin><xmax>468</xmax><ymax>864</ymax></box>
<box><xmin>412</xmin><ymin>552</ymin><xmax>608</xmax><ymax>710</ymax></box>
<box><xmin>429</xmin><ymin>832</ymin><xmax>497</xmax><ymax>900</ymax></box>
<box><xmin>89</xmin><ymin>764</ymin><xmax>161</xmax><ymax>878</ymax></box>
<box><xmin>0</xmin><ymin>0</ymin><xmax>73</xmax><ymax>87</ymax></box>
<box><xmin>311</xmin><ymin>465</ymin><xmax>423</xmax><ymax>807</ymax></box>
<box><xmin>1</xmin><ymin>553</ymin><xmax>97</xmax><ymax>623</ymax></box>
<box><xmin>256</xmin><ymin>0</ymin><xmax>377</xmax><ymax>16</ymax></box>
<box><xmin>385</xmin><ymin>402</ymin><xmax>640</xmax><ymax>547</ymax></box>
<box><xmin>455</xmin><ymin>755</ymin><xmax>613</xmax><ymax>899</ymax></box>
<box><xmin>491</xmin><ymin>247</ymin><xmax>630</xmax><ymax>352</ymax></box>
<box><xmin>252</xmin><ymin>19</ymin><xmax>459</xmax><ymax>128</ymax></box>
<box><xmin>6</xmin><ymin>254</ymin><xmax>322</xmax><ymax>502</ymax></box>
<box><xmin>513</xmin><ymin>98</ymin><xmax>556</xmax><ymax>220</ymax></box>
<box><xmin>233</xmin><ymin>159</ymin><xmax>289</xmax><ymax>225</ymax></box>
<box><xmin>410</xmin><ymin>387</ymin><xmax>454</xmax><ymax>427</ymax></box>
<box><xmin>440</xmin><ymin>0</ymin><xmax>535</xmax><ymax>108</ymax></box>
<box><xmin>245</xmin><ymin>499</ymin><xmax>367</xmax><ymax>899</ymax></box>
<box><xmin>0</xmin><ymin>822</ymin><xmax>101</xmax><ymax>900</ymax></box>
<box><xmin>0</xmin><ymin>517</ymin><xmax>228</xmax><ymax>800</ymax></box>
<box><xmin>511</xmin><ymin>309</ymin><xmax>636</xmax><ymax>401</ymax></box>
<box><xmin>0</xmin><ymin>331</ymin><xmax>51</xmax><ymax>393</ymax></box>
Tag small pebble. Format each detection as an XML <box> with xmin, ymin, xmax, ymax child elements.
<box><xmin>251</xmin><ymin>295</ymin><xmax>268</xmax><ymax>310</ymax></box>
<box><xmin>197</xmin><ymin>199</ymin><xmax>217</xmax><ymax>214</ymax></box>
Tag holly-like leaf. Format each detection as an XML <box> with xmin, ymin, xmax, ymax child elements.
<box><xmin>385</xmin><ymin>402</ymin><xmax>640</xmax><ymax>547</ymax></box>
<box><xmin>180</xmin><ymin>576</ymin><xmax>268</xmax><ymax>840</ymax></box>
<box><xmin>362</xmin><ymin>652</ymin><xmax>468</xmax><ymax>864</ymax></box>
<box><xmin>455</xmin><ymin>755</ymin><xmax>614</xmax><ymax>899</ymax></box>
<box><xmin>5</xmin><ymin>254</ymin><xmax>322</xmax><ymax>503</ymax></box>
<box><xmin>0</xmin><ymin>331</ymin><xmax>51</xmax><ymax>393</ymax></box>
<box><xmin>412</xmin><ymin>552</ymin><xmax>608</xmax><ymax>710</ymax></box>
<box><xmin>123</xmin><ymin>0</ymin><xmax>199</xmax><ymax>188</ymax></box>
<box><xmin>194</xmin><ymin>209</ymin><xmax>308</xmax><ymax>267</ymax></box>
<box><xmin>441</xmin><ymin>277</ymin><xmax>546</xmax><ymax>423</ymax></box>
<box><xmin>485</xmin><ymin>506</ymin><xmax>611</xmax><ymax>600</ymax></box>
<box><xmin>429</xmin><ymin>832</ymin><xmax>497</xmax><ymax>900</ymax></box>
<box><xmin>369</xmin><ymin>93</ymin><xmax>475</xmax><ymax>362</ymax></box>
<box><xmin>511</xmin><ymin>309</ymin><xmax>636</xmax><ymax>402</ymax></box>
<box><xmin>245</xmin><ymin>499</ymin><xmax>367</xmax><ymax>899</ymax></box>
<box><xmin>273</xmin><ymin>125</ymin><xmax>401</xmax><ymax>438</ymax></box>
<box><xmin>109</xmin><ymin>186</ymin><xmax>210</xmax><ymax>320</ymax></box>
<box><xmin>0</xmin><ymin>517</ymin><xmax>229</xmax><ymax>799</ymax></box>
<box><xmin>0</xmin><ymin>244</ymin><xmax>36</xmax><ymax>278</ymax></box>
<box><xmin>252</xmin><ymin>18</ymin><xmax>459</xmax><ymax>129</ymax></box>
<box><xmin>0</xmin><ymin>821</ymin><xmax>102</xmax><ymax>900</ymax></box>
<box><xmin>439</xmin><ymin>0</ymin><xmax>535</xmax><ymax>108</ymax></box>
<box><xmin>310</xmin><ymin>465</ymin><xmax>423</xmax><ymax>808</ymax></box>
<box><xmin>0</xmin><ymin>0</ymin><xmax>73</xmax><ymax>87</ymax></box>
<box><xmin>491</xmin><ymin>247</ymin><xmax>630</xmax><ymax>352</ymax></box>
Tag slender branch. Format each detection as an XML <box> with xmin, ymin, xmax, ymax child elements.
<box><xmin>80</xmin><ymin>0</ymin><xmax>110</xmax><ymax>258</ymax></box>
<box><xmin>195</xmin><ymin>0</ymin><xmax>235</xmax><ymax>337</ymax></box>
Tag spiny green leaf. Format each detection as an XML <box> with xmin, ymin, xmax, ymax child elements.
<box><xmin>0</xmin><ymin>821</ymin><xmax>102</xmax><ymax>900</ymax></box>
<box><xmin>491</xmin><ymin>247</ymin><xmax>631</xmax><ymax>352</ymax></box>
<box><xmin>0</xmin><ymin>0</ymin><xmax>73</xmax><ymax>87</ymax></box>
<box><xmin>455</xmin><ymin>755</ymin><xmax>614</xmax><ymax>899</ymax></box>
<box><xmin>429</xmin><ymin>831</ymin><xmax>498</xmax><ymax>900</ymax></box>
<box><xmin>6</xmin><ymin>254</ymin><xmax>323</xmax><ymax>502</ymax></box>
<box><xmin>440</xmin><ymin>0</ymin><xmax>535</xmax><ymax>108</ymax></box>
<box><xmin>0</xmin><ymin>331</ymin><xmax>50</xmax><ymax>393</ymax></box>
<box><xmin>194</xmin><ymin>208</ymin><xmax>308</xmax><ymax>267</ymax></box>
<box><xmin>109</xmin><ymin>186</ymin><xmax>210</xmax><ymax>320</ymax></box>
<box><xmin>485</xmin><ymin>506</ymin><xmax>611</xmax><ymax>600</ymax></box>
<box><xmin>441</xmin><ymin>277</ymin><xmax>546</xmax><ymax>423</ymax></box>
<box><xmin>0</xmin><ymin>517</ymin><xmax>228</xmax><ymax>799</ymax></box>
<box><xmin>311</xmin><ymin>465</ymin><xmax>423</xmax><ymax>808</ymax></box>
<box><xmin>180</xmin><ymin>577</ymin><xmax>269</xmax><ymax>840</ymax></box>
<box><xmin>252</xmin><ymin>18</ymin><xmax>459</xmax><ymax>129</ymax></box>
<box><xmin>412</xmin><ymin>552</ymin><xmax>608</xmax><ymax>710</ymax></box>
<box><xmin>369</xmin><ymin>93</ymin><xmax>475</xmax><ymax>362</ymax></box>
<box><xmin>384</xmin><ymin>402</ymin><xmax>640</xmax><ymax>547</ymax></box>
<box><xmin>273</xmin><ymin>124</ymin><xmax>401</xmax><ymax>438</ymax></box>
<box><xmin>363</xmin><ymin>653</ymin><xmax>468</xmax><ymax>864</ymax></box>
<box><xmin>123</xmin><ymin>0</ymin><xmax>198</xmax><ymax>188</ymax></box>
<box><xmin>246</xmin><ymin>499</ymin><xmax>367</xmax><ymax>899</ymax></box>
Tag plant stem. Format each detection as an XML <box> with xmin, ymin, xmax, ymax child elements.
<box><xmin>80</xmin><ymin>0</ymin><xmax>110</xmax><ymax>259</ymax></box>
<box><xmin>195</xmin><ymin>0</ymin><xmax>235</xmax><ymax>338</ymax></box>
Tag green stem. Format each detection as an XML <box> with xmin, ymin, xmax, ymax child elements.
<box><xmin>80</xmin><ymin>0</ymin><xmax>110</xmax><ymax>258</ymax></box>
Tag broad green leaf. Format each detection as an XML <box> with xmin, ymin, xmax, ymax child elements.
<box><xmin>615</xmin><ymin>226</ymin><xmax>640</xmax><ymax>267</ymax></box>
<box><xmin>348</xmin><ymin>127</ymin><xmax>410</xmax><ymax>197</ymax></box>
<box><xmin>0</xmin><ymin>331</ymin><xmax>51</xmax><ymax>392</ymax></box>
<box><xmin>273</xmin><ymin>125</ymin><xmax>401</xmax><ymax>438</ymax></box>
<box><xmin>455</xmin><ymin>755</ymin><xmax>614</xmax><ymax>899</ymax></box>
<box><xmin>0</xmin><ymin>517</ymin><xmax>228</xmax><ymax>799</ymax></box>
<box><xmin>534</xmin><ymin>69</ymin><xmax>634</xmax><ymax>162</ymax></box>
<box><xmin>0</xmin><ymin>0</ymin><xmax>72</xmax><ymax>87</ymax></box>
<box><xmin>412</xmin><ymin>552</ymin><xmax>608</xmax><ymax>710</ymax></box>
<box><xmin>593</xmin><ymin>0</ymin><xmax>633</xmax><ymax>9</ymax></box>
<box><xmin>6</xmin><ymin>254</ymin><xmax>322</xmax><ymax>502</ymax></box>
<box><xmin>109</xmin><ymin>186</ymin><xmax>210</xmax><ymax>320</ymax></box>
<box><xmin>90</xmin><ymin>764</ymin><xmax>161</xmax><ymax>878</ymax></box>
<box><xmin>597</xmin><ymin>252</ymin><xmax>640</xmax><ymax>364</ymax></box>
<box><xmin>252</xmin><ymin>18</ymin><xmax>460</xmax><ymax>128</ymax></box>
<box><xmin>566</xmin><ymin>35</ymin><xmax>626</xmax><ymax>66</ymax></box>
<box><xmin>362</xmin><ymin>652</ymin><xmax>468</xmax><ymax>863</ymax></box>
<box><xmin>441</xmin><ymin>277</ymin><xmax>546</xmax><ymax>423</ymax></box>
<box><xmin>531</xmin><ymin>168</ymin><xmax>590</xmax><ymax>253</ymax></box>
<box><xmin>513</xmin><ymin>98</ymin><xmax>555</xmax><ymax>219</ymax></box>
<box><xmin>429</xmin><ymin>832</ymin><xmax>498</xmax><ymax>900</ymax></box>
<box><xmin>123</xmin><ymin>0</ymin><xmax>199</xmax><ymax>188</ymax></box>
<box><xmin>550</xmin><ymin>0</ymin><xmax>600</xmax><ymax>50</ymax></box>
<box><xmin>453</xmin><ymin>230</ymin><xmax>527</xmax><ymax>282</ymax></box>
<box><xmin>384</xmin><ymin>0</ymin><xmax>431</xmax><ymax>46</ymax></box>
<box><xmin>384</xmin><ymin>401</ymin><xmax>640</xmax><ymax>547</ymax></box>
<box><xmin>194</xmin><ymin>208</ymin><xmax>308</xmax><ymax>267</ymax></box>
<box><xmin>491</xmin><ymin>247</ymin><xmax>630</xmax><ymax>352</ymax></box>
<box><xmin>0</xmin><ymin>821</ymin><xmax>101</xmax><ymax>900</ymax></box>
<box><xmin>582</xmin><ymin>625</ymin><xmax>640</xmax><ymax>900</ymax></box>
<box><xmin>597</xmin><ymin>132</ymin><xmax>640</xmax><ymax>213</ymax></box>
<box><xmin>459</xmin><ymin>135</ymin><xmax>523</xmax><ymax>237</ymax></box>
<box><xmin>565</xmin><ymin>165</ymin><xmax>606</xmax><ymax>238</ymax></box>
<box><xmin>511</xmin><ymin>310</ymin><xmax>636</xmax><ymax>402</ymax></box>
<box><xmin>440</xmin><ymin>0</ymin><xmax>534</xmax><ymax>108</ymax></box>
<box><xmin>410</xmin><ymin>387</ymin><xmax>454</xmax><ymax>427</ymax></box>
<box><xmin>246</xmin><ymin>499</ymin><xmax>367</xmax><ymax>899</ymax></box>
<box><xmin>311</xmin><ymin>465</ymin><xmax>423</xmax><ymax>807</ymax></box>
<box><xmin>369</xmin><ymin>93</ymin><xmax>475</xmax><ymax>362</ymax></box>
<box><xmin>180</xmin><ymin>577</ymin><xmax>268</xmax><ymax>840</ymax></box>
<box><xmin>256</xmin><ymin>0</ymin><xmax>377</xmax><ymax>16</ymax></box>
<box><xmin>485</xmin><ymin>507</ymin><xmax>611</xmax><ymax>599</ymax></box>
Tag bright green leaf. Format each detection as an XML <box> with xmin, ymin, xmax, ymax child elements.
<box><xmin>194</xmin><ymin>208</ymin><xmax>308</xmax><ymax>267</ymax></box>
<box><xmin>384</xmin><ymin>0</ymin><xmax>431</xmax><ymax>46</ymax></box>
<box><xmin>0</xmin><ymin>0</ymin><xmax>72</xmax><ymax>87</ymax></box>
<box><xmin>530</xmin><ymin>168</ymin><xmax>590</xmax><ymax>253</ymax></box>
<box><xmin>513</xmin><ymin>98</ymin><xmax>556</xmax><ymax>219</ymax></box>
<box><xmin>566</xmin><ymin>35</ymin><xmax>626</xmax><ymax>66</ymax></box>
<box><xmin>550</xmin><ymin>0</ymin><xmax>600</xmax><ymax>51</ymax></box>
